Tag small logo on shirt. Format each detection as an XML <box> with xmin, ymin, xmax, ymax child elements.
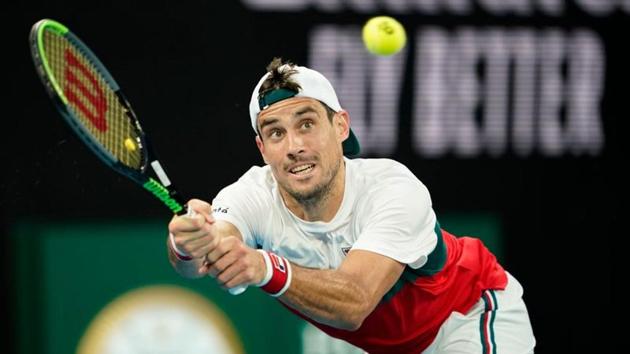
<box><xmin>212</xmin><ymin>207</ymin><xmax>229</xmax><ymax>214</ymax></box>
<box><xmin>341</xmin><ymin>246</ymin><xmax>351</xmax><ymax>256</ymax></box>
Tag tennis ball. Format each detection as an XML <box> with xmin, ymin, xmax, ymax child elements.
<box><xmin>362</xmin><ymin>16</ymin><xmax>407</xmax><ymax>56</ymax></box>
<box><xmin>124</xmin><ymin>138</ymin><xmax>137</xmax><ymax>152</ymax></box>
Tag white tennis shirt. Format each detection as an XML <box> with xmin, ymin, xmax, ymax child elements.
<box><xmin>211</xmin><ymin>158</ymin><xmax>438</xmax><ymax>270</ymax></box>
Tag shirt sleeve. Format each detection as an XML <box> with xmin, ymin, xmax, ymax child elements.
<box><xmin>351</xmin><ymin>174</ymin><xmax>438</xmax><ymax>269</ymax></box>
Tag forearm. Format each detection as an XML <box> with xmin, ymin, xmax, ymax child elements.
<box><xmin>278</xmin><ymin>264</ymin><xmax>374</xmax><ymax>331</ymax></box>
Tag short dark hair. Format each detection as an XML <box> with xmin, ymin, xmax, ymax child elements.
<box><xmin>258</xmin><ymin>57</ymin><xmax>336</xmax><ymax>125</ymax></box>
<box><xmin>258</xmin><ymin>57</ymin><xmax>301</xmax><ymax>98</ymax></box>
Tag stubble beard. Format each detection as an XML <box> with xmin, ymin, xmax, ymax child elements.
<box><xmin>284</xmin><ymin>158</ymin><xmax>342</xmax><ymax>208</ymax></box>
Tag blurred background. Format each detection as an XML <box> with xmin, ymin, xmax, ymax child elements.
<box><xmin>3</xmin><ymin>0</ymin><xmax>620</xmax><ymax>353</ymax></box>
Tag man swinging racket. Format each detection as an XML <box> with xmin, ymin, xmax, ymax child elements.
<box><xmin>167</xmin><ymin>58</ymin><xmax>536</xmax><ymax>354</ymax></box>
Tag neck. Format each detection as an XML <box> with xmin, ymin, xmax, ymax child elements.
<box><xmin>282</xmin><ymin>161</ymin><xmax>346</xmax><ymax>222</ymax></box>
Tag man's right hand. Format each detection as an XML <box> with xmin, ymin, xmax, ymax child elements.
<box><xmin>167</xmin><ymin>198</ymin><xmax>249</xmax><ymax>287</ymax></box>
<box><xmin>168</xmin><ymin>199</ymin><xmax>219</xmax><ymax>260</ymax></box>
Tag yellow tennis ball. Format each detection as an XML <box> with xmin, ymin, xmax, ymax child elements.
<box><xmin>362</xmin><ymin>16</ymin><xmax>407</xmax><ymax>56</ymax></box>
<box><xmin>124</xmin><ymin>137</ymin><xmax>137</xmax><ymax>152</ymax></box>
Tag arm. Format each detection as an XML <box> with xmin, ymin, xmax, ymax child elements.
<box><xmin>207</xmin><ymin>242</ymin><xmax>405</xmax><ymax>331</ymax></box>
<box><xmin>279</xmin><ymin>250</ymin><xmax>405</xmax><ymax>331</ymax></box>
<box><xmin>274</xmin><ymin>176</ymin><xmax>428</xmax><ymax>330</ymax></box>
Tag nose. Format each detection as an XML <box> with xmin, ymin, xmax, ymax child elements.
<box><xmin>286</xmin><ymin>131</ymin><xmax>305</xmax><ymax>158</ymax></box>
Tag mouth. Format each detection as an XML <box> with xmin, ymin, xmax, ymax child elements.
<box><xmin>289</xmin><ymin>163</ymin><xmax>315</xmax><ymax>176</ymax></box>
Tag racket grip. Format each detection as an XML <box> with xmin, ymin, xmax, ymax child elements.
<box><xmin>186</xmin><ymin>206</ymin><xmax>248</xmax><ymax>296</ymax></box>
<box><xmin>228</xmin><ymin>285</ymin><xmax>247</xmax><ymax>295</ymax></box>
<box><xmin>185</xmin><ymin>205</ymin><xmax>197</xmax><ymax>218</ymax></box>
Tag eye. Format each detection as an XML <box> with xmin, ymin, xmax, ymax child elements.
<box><xmin>302</xmin><ymin>120</ymin><xmax>313</xmax><ymax>129</ymax></box>
<box><xmin>269</xmin><ymin>129</ymin><xmax>283</xmax><ymax>139</ymax></box>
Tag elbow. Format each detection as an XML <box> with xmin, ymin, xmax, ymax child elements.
<box><xmin>334</xmin><ymin>302</ymin><xmax>373</xmax><ymax>332</ymax></box>
<box><xmin>337</xmin><ymin>311</ymin><xmax>369</xmax><ymax>331</ymax></box>
<box><xmin>338</xmin><ymin>319</ymin><xmax>363</xmax><ymax>332</ymax></box>
<box><xmin>334</xmin><ymin>284</ymin><xmax>378</xmax><ymax>331</ymax></box>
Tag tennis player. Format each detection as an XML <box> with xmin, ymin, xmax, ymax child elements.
<box><xmin>167</xmin><ymin>58</ymin><xmax>536</xmax><ymax>354</ymax></box>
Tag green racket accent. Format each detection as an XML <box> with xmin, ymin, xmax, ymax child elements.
<box><xmin>36</xmin><ymin>20</ymin><xmax>144</xmax><ymax>170</ymax></box>
<box><xmin>32</xmin><ymin>19</ymin><xmax>188</xmax><ymax>217</ymax></box>
<box><xmin>143</xmin><ymin>179</ymin><xmax>184</xmax><ymax>213</ymax></box>
<box><xmin>36</xmin><ymin>20</ymin><xmax>69</xmax><ymax>103</ymax></box>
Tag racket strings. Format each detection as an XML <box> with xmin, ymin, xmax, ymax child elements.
<box><xmin>43</xmin><ymin>29</ymin><xmax>143</xmax><ymax>170</ymax></box>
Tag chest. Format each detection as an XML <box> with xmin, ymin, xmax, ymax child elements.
<box><xmin>257</xmin><ymin>214</ymin><xmax>361</xmax><ymax>270</ymax></box>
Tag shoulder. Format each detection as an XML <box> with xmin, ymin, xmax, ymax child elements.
<box><xmin>349</xmin><ymin>158</ymin><xmax>417</xmax><ymax>177</ymax></box>
<box><xmin>348</xmin><ymin>158</ymin><xmax>426</xmax><ymax>190</ymax></box>
<box><xmin>348</xmin><ymin>158</ymin><xmax>432</xmax><ymax>210</ymax></box>
<box><xmin>215</xmin><ymin>165</ymin><xmax>274</xmax><ymax>200</ymax></box>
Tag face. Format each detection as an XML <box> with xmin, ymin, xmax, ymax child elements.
<box><xmin>255</xmin><ymin>97</ymin><xmax>350</xmax><ymax>205</ymax></box>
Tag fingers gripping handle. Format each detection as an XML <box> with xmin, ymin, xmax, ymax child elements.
<box><xmin>185</xmin><ymin>206</ymin><xmax>247</xmax><ymax>296</ymax></box>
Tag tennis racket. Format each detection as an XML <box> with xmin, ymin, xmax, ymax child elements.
<box><xmin>30</xmin><ymin>18</ymin><xmax>246</xmax><ymax>295</ymax></box>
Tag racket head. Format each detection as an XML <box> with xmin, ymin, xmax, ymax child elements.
<box><xmin>30</xmin><ymin>19</ymin><xmax>148</xmax><ymax>180</ymax></box>
<box><xmin>30</xmin><ymin>19</ymin><xmax>185</xmax><ymax>214</ymax></box>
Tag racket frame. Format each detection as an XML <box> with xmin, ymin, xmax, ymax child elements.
<box><xmin>29</xmin><ymin>19</ymin><xmax>186</xmax><ymax>215</ymax></box>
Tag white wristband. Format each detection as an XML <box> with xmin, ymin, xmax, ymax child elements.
<box><xmin>258</xmin><ymin>250</ymin><xmax>292</xmax><ymax>297</ymax></box>
<box><xmin>256</xmin><ymin>249</ymin><xmax>273</xmax><ymax>287</ymax></box>
<box><xmin>169</xmin><ymin>233</ymin><xmax>193</xmax><ymax>261</ymax></box>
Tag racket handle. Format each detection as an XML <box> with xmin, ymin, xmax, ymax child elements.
<box><xmin>229</xmin><ymin>285</ymin><xmax>247</xmax><ymax>295</ymax></box>
<box><xmin>185</xmin><ymin>205</ymin><xmax>197</xmax><ymax>218</ymax></box>
<box><xmin>186</xmin><ymin>206</ymin><xmax>248</xmax><ymax>296</ymax></box>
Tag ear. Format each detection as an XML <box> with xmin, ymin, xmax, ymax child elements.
<box><xmin>335</xmin><ymin>110</ymin><xmax>351</xmax><ymax>142</ymax></box>
<box><xmin>255</xmin><ymin>135</ymin><xmax>268</xmax><ymax>164</ymax></box>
